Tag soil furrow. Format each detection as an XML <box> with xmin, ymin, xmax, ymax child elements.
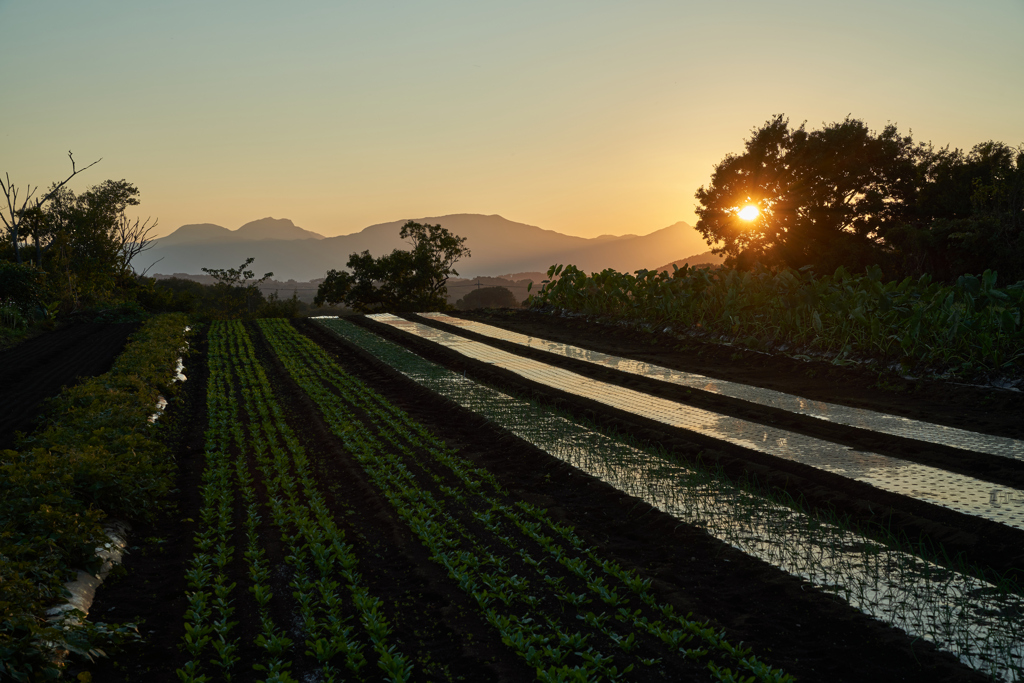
<box><xmin>347</xmin><ymin>314</ymin><xmax>1024</xmax><ymax>582</ymax></box>
<box><xmin>296</xmin><ymin>317</ymin><xmax>988</xmax><ymax>683</ymax></box>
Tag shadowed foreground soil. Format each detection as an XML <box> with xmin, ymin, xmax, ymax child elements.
<box><xmin>81</xmin><ymin>313</ymin><xmax>1014</xmax><ymax>682</ymax></box>
<box><xmin>0</xmin><ymin>322</ymin><xmax>138</xmax><ymax>450</ymax></box>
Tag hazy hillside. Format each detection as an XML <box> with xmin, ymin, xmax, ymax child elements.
<box><xmin>157</xmin><ymin>218</ymin><xmax>325</xmax><ymax>247</ymax></box>
<box><xmin>135</xmin><ymin>214</ymin><xmax>710</xmax><ymax>282</ymax></box>
<box><xmin>654</xmin><ymin>250</ymin><xmax>725</xmax><ymax>272</ymax></box>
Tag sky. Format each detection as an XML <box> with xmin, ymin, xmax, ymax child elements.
<box><xmin>2</xmin><ymin>0</ymin><xmax>1022</xmax><ymax>241</ymax></box>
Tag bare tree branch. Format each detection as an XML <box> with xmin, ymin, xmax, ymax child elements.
<box><xmin>0</xmin><ymin>152</ymin><xmax>101</xmax><ymax>263</ymax></box>
<box><xmin>139</xmin><ymin>256</ymin><xmax>164</xmax><ymax>278</ymax></box>
<box><xmin>113</xmin><ymin>214</ymin><xmax>158</xmax><ymax>274</ymax></box>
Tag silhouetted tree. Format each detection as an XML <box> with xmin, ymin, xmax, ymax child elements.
<box><xmin>35</xmin><ymin>179</ymin><xmax>160</xmax><ymax>307</ymax></box>
<box><xmin>199</xmin><ymin>257</ymin><xmax>275</xmax><ymax>317</ymax></box>
<box><xmin>456</xmin><ymin>286</ymin><xmax>518</xmax><ymax>310</ymax></box>
<box><xmin>694</xmin><ymin>115</ymin><xmax>922</xmax><ymax>274</ymax></box>
<box><xmin>1</xmin><ymin>151</ymin><xmax>101</xmax><ymax>264</ymax></box>
<box><xmin>882</xmin><ymin>141</ymin><xmax>1024</xmax><ymax>282</ymax></box>
<box><xmin>315</xmin><ymin>221</ymin><xmax>470</xmax><ymax>312</ymax></box>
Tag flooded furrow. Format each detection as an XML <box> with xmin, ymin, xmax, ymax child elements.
<box><xmin>370</xmin><ymin>314</ymin><xmax>1024</xmax><ymax>531</ymax></box>
<box><xmin>316</xmin><ymin>317</ymin><xmax>1023</xmax><ymax>682</ymax></box>
<box><xmin>419</xmin><ymin>312</ymin><xmax>1024</xmax><ymax>462</ymax></box>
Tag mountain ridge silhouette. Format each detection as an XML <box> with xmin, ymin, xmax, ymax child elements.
<box><xmin>137</xmin><ymin>213</ymin><xmax>710</xmax><ymax>281</ymax></box>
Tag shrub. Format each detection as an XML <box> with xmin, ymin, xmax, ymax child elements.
<box><xmin>456</xmin><ymin>285</ymin><xmax>519</xmax><ymax>310</ymax></box>
<box><xmin>0</xmin><ymin>312</ymin><xmax>190</xmax><ymax>678</ymax></box>
<box><xmin>0</xmin><ymin>260</ymin><xmax>45</xmax><ymax>313</ymax></box>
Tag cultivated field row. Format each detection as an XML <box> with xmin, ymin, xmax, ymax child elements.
<box><xmin>313</xmin><ymin>315</ymin><xmax>1024</xmax><ymax>681</ymax></box>
<box><xmin>365</xmin><ymin>314</ymin><xmax>1024</xmax><ymax>531</ymax></box>
<box><xmin>416</xmin><ymin>312</ymin><xmax>1024</xmax><ymax>461</ymax></box>
<box><xmin>181</xmin><ymin>319</ymin><xmax>795</xmax><ymax>682</ymax></box>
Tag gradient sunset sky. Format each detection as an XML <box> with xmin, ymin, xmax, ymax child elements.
<box><xmin>3</xmin><ymin>0</ymin><xmax>1022</xmax><ymax>240</ymax></box>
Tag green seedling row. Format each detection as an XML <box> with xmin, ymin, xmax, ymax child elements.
<box><xmin>178</xmin><ymin>321</ymin><xmax>409</xmax><ymax>683</ymax></box>
<box><xmin>258</xmin><ymin>317</ymin><xmax>793</xmax><ymax>682</ymax></box>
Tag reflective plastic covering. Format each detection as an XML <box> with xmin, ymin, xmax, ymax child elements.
<box><xmin>419</xmin><ymin>312</ymin><xmax>1024</xmax><ymax>462</ymax></box>
<box><xmin>321</xmin><ymin>317</ymin><xmax>1023</xmax><ymax>682</ymax></box>
<box><xmin>372</xmin><ymin>314</ymin><xmax>1024</xmax><ymax>530</ymax></box>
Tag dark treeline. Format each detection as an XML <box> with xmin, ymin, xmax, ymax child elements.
<box><xmin>695</xmin><ymin>116</ymin><xmax>1024</xmax><ymax>284</ymax></box>
<box><xmin>0</xmin><ymin>157</ymin><xmax>315</xmax><ymax>343</ymax></box>
<box><xmin>4</xmin><ymin>119</ymin><xmax>1022</xmax><ymax>340</ymax></box>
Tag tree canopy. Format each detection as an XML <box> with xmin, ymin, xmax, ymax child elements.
<box><xmin>694</xmin><ymin>115</ymin><xmax>922</xmax><ymax>274</ymax></box>
<box><xmin>314</xmin><ymin>221</ymin><xmax>470</xmax><ymax>312</ymax></box>
<box><xmin>694</xmin><ymin>115</ymin><xmax>1024</xmax><ymax>282</ymax></box>
<box><xmin>1</xmin><ymin>162</ymin><xmax>161</xmax><ymax>310</ymax></box>
<box><xmin>884</xmin><ymin>141</ymin><xmax>1024</xmax><ymax>282</ymax></box>
<box><xmin>456</xmin><ymin>285</ymin><xmax>519</xmax><ymax>310</ymax></box>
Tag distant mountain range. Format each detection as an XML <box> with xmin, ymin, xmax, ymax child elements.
<box><xmin>134</xmin><ymin>214</ymin><xmax>712</xmax><ymax>282</ymax></box>
<box><xmin>156</xmin><ymin>217</ymin><xmax>326</xmax><ymax>245</ymax></box>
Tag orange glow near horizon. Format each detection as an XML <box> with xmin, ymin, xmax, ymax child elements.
<box><xmin>738</xmin><ymin>205</ymin><xmax>760</xmax><ymax>221</ymax></box>
<box><xmin>2</xmin><ymin>4</ymin><xmax>1021</xmax><ymax>242</ymax></box>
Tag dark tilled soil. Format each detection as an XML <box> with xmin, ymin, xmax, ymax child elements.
<box><xmin>80</xmin><ymin>328</ymin><xmax>208</xmax><ymax>681</ymax></box>
<box><xmin>296</xmin><ymin>318</ymin><xmax>990</xmax><ymax>683</ymax></box>
<box><xmin>80</xmin><ymin>313</ymin><xmax>1012</xmax><ymax>682</ymax></box>
<box><xmin>0</xmin><ymin>322</ymin><xmax>139</xmax><ymax>450</ymax></box>
<box><xmin>353</xmin><ymin>311</ymin><xmax>1024</xmax><ymax>583</ymax></box>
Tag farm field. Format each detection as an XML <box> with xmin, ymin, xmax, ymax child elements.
<box><xmin>0</xmin><ymin>321</ymin><xmax>138</xmax><ymax>450</ymax></box>
<box><xmin>83</xmin><ymin>312</ymin><xmax>1023</xmax><ymax>682</ymax></box>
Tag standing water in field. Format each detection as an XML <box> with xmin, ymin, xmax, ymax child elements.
<box><xmin>369</xmin><ymin>314</ymin><xmax>1024</xmax><ymax>530</ymax></box>
<box><xmin>316</xmin><ymin>317</ymin><xmax>1024</xmax><ymax>682</ymax></box>
<box><xmin>418</xmin><ymin>312</ymin><xmax>1024</xmax><ymax>462</ymax></box>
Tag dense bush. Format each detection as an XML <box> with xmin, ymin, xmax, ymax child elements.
<box><xmin>529</xmin><ymin>263</ymin><xmax>1024</xmax><ymax>377</ymax></box>
<box><xmin>135</xmin><ymin>275</ymin><xmax>309</xmax><ymax>319</ymax></box>
<box><xmin>0</xmin><ymin>313</ymin><xmax>190</xmax><ymax>679</ymax></box>
<box><xmin>456</xmin><ymin>285</ymin><xmax>519</xmax><ymax>310</ymax></box>
<box><xmin>0</xmin><ymin>260</ymin><xmax>45</xmax><ymax>313</ymax></box>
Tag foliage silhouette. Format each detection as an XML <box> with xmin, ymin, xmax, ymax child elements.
<box><xmin>695</xmin><ymin>116</ymin><xmax>1023</xmax><ymax>283</ymax></box>
<box><xmin>694</xmin><ymin>115</ymin><xmax>921</xmax><ymax>275</ymax></box>
<box><xmin>456</xmin><ymin>285</ymin><xmax>519</xmax><ymax>310</ymax></box>
<box><xmin>315</xmin><ymin>221</ymin><xmax>470</xmax><ymax>312</ymax></box>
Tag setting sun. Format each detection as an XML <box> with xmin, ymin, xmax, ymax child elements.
<box><xmin>738</xmin><ymin>205</ymin><xmax>760</xmax><ymax>221</ymax></box>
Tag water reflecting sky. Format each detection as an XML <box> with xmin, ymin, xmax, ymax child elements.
<box><xmin>376</xmin><ymin>314</ymin><xmax>1024</xmax><ymax>530</ymax></box>
<box><xmin>419</xmin><ymin>313</ymin><xmax>1024</xmax><ymax>462</ymax></box>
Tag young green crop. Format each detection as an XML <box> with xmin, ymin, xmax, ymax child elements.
<box><xmin>179</xmin><ymin>321</ymin><xmax>408</xmax><ymax>682</ymax></box>
<box><xmin>529</xmin><ymin>262</ymin><xmax>1024</xmax><ymax>376</ymax></box>
<box><xmin>259</xmin><ymin>318</ymin><xmax>794</xmax><ymax>682</ymax></box>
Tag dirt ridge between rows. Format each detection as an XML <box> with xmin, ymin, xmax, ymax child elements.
<box><xmin>405</xmin><ymin>312</ymin><xmax>1024</xmax><ymax>491</ymax></box>
<box><xmin>298</xmin><ymin>317</ymin><xmax>988</xmax><ymax>683</ymax></box>
<box><xmin>349</xmin><ymin>314</ymin><xmax>1024</xmax><ymax>584</ymax></box>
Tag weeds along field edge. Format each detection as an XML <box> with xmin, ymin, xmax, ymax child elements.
<box><xmin>0</xmin><ymin>313</ymin><xmax>190</xmax><ymax>681</ymax></box>
<box><xmin>256</xmin><ymin>317</ymin><xmax>795</xmax><ymax>682</ymax></box>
